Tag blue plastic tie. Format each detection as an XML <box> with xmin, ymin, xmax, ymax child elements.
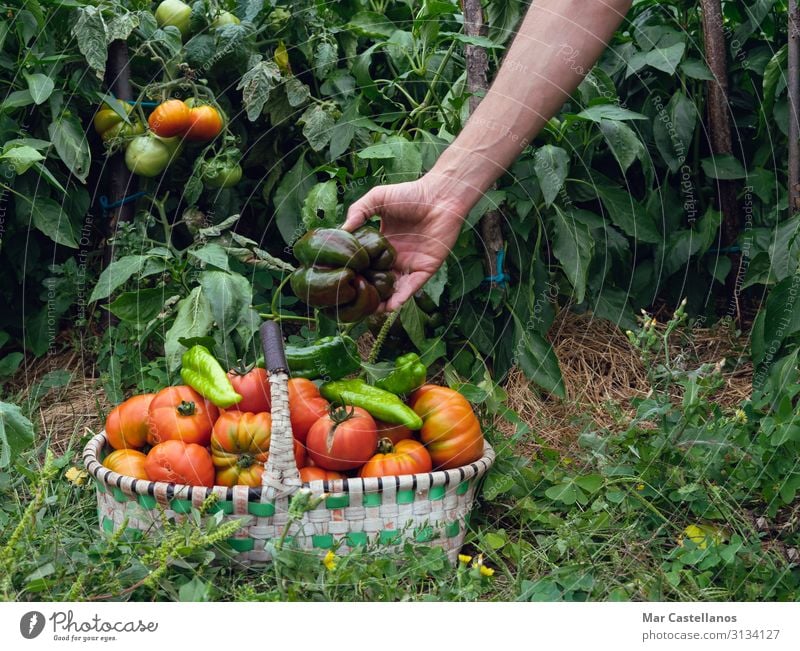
<box><xmin>484</xmin><ymin>249</ymin><xmax>510</xmax><ymax>286</ymax></box>
<box><xmin>125</xmin><ymin>100</ymin><xmax>159</xmax><ymax>107</ymax></box>
<box><xmin>100</xmin><ymin>191</ymin><xmax>147</xmax><ymax>214</ymax></box>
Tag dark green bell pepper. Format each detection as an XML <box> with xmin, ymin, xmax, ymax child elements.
<box><xmin>284</xmin><ymin>335</ymin><xmax>360</xmax><ymax>380</ymax></box>
<box><xmin>293</xmin><ymin>228</ymin><xmax>369</xmax><ymax>271</ymax></box>
<box><xmin>364</xmin><ymin>270</ymin><xmax>395</xmax><ymax>301</ymax></box>
<box><xmin>353</xmin><ymin>226</ymin><xmax>396</xmax><ymax>270</ymax></box>
<box><xmin>290</xmin><ymin>266</ymin><xmax>357</xmax><ymax>307</ymax></box>
<box><xmin>323</xmin><ymin>275</ymin><xmax>381</xmax><ymax>323</ymax></box>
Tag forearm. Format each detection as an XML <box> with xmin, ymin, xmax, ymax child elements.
<box><xmin>428</xmin><ymin>0</ymin><xmax>631</xmax><ymax>212</ymax></box>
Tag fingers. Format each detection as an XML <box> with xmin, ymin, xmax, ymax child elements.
<box><xmin>384</xmin><ymin>271</ymin><xmax>432</xmax><ymax>312</ymax></box>
<box><xmin>341</xmin><ymin>186</ymin><xmax>385</xmax><ymax>232</ymax></box>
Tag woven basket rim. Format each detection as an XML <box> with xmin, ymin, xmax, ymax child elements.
<box><xmin>82</xmin><ymin>430</ymin><xmax>495</xmax><ymax>502</ymax></box>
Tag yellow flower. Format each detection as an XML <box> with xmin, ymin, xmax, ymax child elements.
<box><xmin>458</xmin><ymin>554</ymin><xmax>472</xmax><ymax>565</ymax></box>
<box><xmin>562</xmin><ymin>457</ymin><xmax>572</xmax><ymax>466</ymax></box>
<box><xmin>733</xmin><ymin>409</ymin><xmax>748</xmax><ymax>424</ymax></box>
<box><xmin>65</xmin><ymin>467</ymin><xmax>88</xmax><ymax>486</ymax></box>
<box><xmin>479</xmin><ymin>565</ymin><xmax>495</xmax><ymax>577</ymax></box>
<box><xmin>322</xmin><ymin>550</ymin><xmax>337</xmax><ymax>571</ymax></box>
<box><xmin>636</xmin><ymin>483</ymin><xmax>645</xmax><ymax>491</ymax></box>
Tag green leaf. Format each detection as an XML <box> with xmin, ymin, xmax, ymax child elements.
<box><xmin>346</xmin><ymin>11</ymin><xmax>396</xmax><ymax>38</ymax></box>
<box><xmin>184</xmin><ymin>34</ymin><xmax>217</xmax><ymax>69</ymax></box>
<box><xmin>465</xmin><ymin>190</ymin><xmax>505</xmax><ymax>228</ymax></box>
<box><xmin>545</xmin><ymin>482</ymin><xmax>579</xmax><ymax>504</ymax></box>
<box><xmin>513</xmin><ymin>318</ymin><xmax>565</xmax><ymax>397</ymax></box>
<box><xmin>591</xmin><ymin>287</ymin><xmax>636</xmax><ymax>330</ymax></box>
<box><xmin>299</xmin><ymin>104</ymin><xmax>336</xmax><ymax>152</ymax></box>
<box><xmin>762</xmin><ymin>45</ymin><xmax>787</xmax><ymax>125</ymax></box>
<box><xmin>273</xmin><ymin>155</ymin><xmax>315</xmax><ymax>245</ymax></box>
<box><xmin>285</xmin><ymin>76</ymin><xmax>310</xmax><ymax>108</ymax></box>
<box><xmin>236</xmin><ymin>60</ymin><xmax>281</xmax><ymax>121</ymax></box>
<box><xmin>443</xmin><ymin>32</ymin><xmax>502</xmax><ymax>48</ymax></box>
<box><xmin>329</xmin><ymin>100</ymin><xmax>359</xmax><ymax>160</ymax></box>
<box><xmin>189</xmin><ymin>243</ymin><xmax>230</xmax><ymax>271</ymax></box>
<box><xmin>383</xmin><ymin>135</ymin><xmax>421</xmax><ymax>183</ymax></box>
<box><xmin>680</xmin><ymin>59</ymin><xmax>714</xmax><ymax>81</ymax></box>
<box><xmin>0</xmin><ymin>401</ymin><xmax>35</xmax><ymax>469</ymax></box>
<box><xmin>482</xmin><ymin>472</ymin><xmax>515</xmax><ymax>500</ymax></box>
<box><xmin>164</xmin><ymin>286</ymin><xmax>214</xmax><ymax>372</ymax></box>
<box><xmin>768</xmin><ymin>215</ymin><xmax>800</xmax><ymax>281</ymax></box>
<box><xmin>424</xmin><ymin>261</ymin><xmax>448</xmax><ymax>305</ymax></box>
<box><xmin>18</xmin><ymin>196</ymin><xmax>78</xmax><ymax>248</ymax></box>
<box><xmin>552</xmin><ymin>207</ymin><xmax>593</xmax><ymax>304</ymax></box>
<box><xmin>108</xmin><ymin>288</ymin><xmax>168</xmax><ymax>325</ymax></box>
<box><xmin>106</xmin><ymin>12</ymin><xmax>139</xmax><ymax>41</ymax></box>
<box><xmin>595</xmin><ymin>183</ymin><xmax>661</xmax><ymax>243</ymax></box>
<box><xmin>574</xmin><ymin>474</ymin><xmax>604</xmax><ymax>494</ymax></box>
<box><xmin>314</xmin><ymin>39</ymin><xmax>338</xmax><ymax>79</ymax></box>
<box><xmin>533</xmin><ymin>145</ymin><xmax>569</xmax><ymax>207</ymax></box>
<box><xmin>179</xmin><ymin>576</ymin><xmax>212</xmax><ymax>602</ymax></box>
<box><xmin>89</xmin><ymin>255</ymin><xmax>151</xmax><ymax>302</ymax></box>
<box><xmin>399</xmin><ymin>299</ymin><xmax>428</xmax><ymax>349</ymax></box>
<box><xmin>575</xmin><ymin>105</ymin><xmax>647</xmax><ymax>123</ymax></box>
<box><xmin>599</xmin><ymin>119</ymin><xmax>643</xmax><ymax>172</ymax></box>
<box><xmin>24</xmin><ymin>73</ymin><xmax>54</xmax><ymax>105</ymax></box>
<box><xmin>199</xmin><ymin>271</ymin><xmax>252</xmax><ymax>335</ymax></box>
<box><xmin>701</xmin><ymin>154</ymin><xmax>746</xmax><ymax>180</ymax></box>
<box><xmin>75</xmin><ymin>7</ymin><xmax>107</xmax><ymax>74</ymax></box>
<box><xmin>48</xmin><ymin>114</ymin><xmax>90</xmax><ymax>183</ymax></box>
<box><xmin>0</xmin><ymin>145</ymin><xmax>44</xmax><ymax>174</ymax></box>
<box><xmin>301</xmin><ymin>181</ymin><xmax>340</xmax><ymax>229</ymax></box>
<box><xmin>644</xmin><ymin>41</ymin><xmax>685</xmax><ymax>74</ymax></box>
<box><xmin>0</xmin><ymin>352</ymin><xmax>23</xmax><ymax>378</ymax></box>
<box><xmin>652</xmin><ymin>91</ymin><xmax>696</xmax><ymax>173</ymax></box>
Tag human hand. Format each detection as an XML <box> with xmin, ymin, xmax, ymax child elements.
<box><xmin>341</xmin><ymin>177</ymin><xmax>468</xmax><ymax>311</ymax></box>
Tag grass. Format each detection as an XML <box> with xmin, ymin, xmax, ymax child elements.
<box><xmin>1</xmin><ymin>311</ymin><xmax>798</xmax><ymax>601</ymax></box>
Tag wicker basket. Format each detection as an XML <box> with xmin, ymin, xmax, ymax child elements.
<box><xmin>82</xmin><ymin>322</ymin><xmax>495</xmax><ymax>564</ymax></box>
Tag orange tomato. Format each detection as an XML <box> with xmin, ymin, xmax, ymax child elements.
<box><xmin>299</xmin><ymin>466</ymin><xmax>345</xmax><ymax>483</ymax></box>
<box><xmin>359</xmin><ymin>439</ymin><xmax>432</xmax><ymax>478</ymax></box>
<box><xmin>374</xmin><ymin>419</ymin><xmax>413</xmax><ymax>445</ymax></box>
<box><xmin>227</xmin><ymin>367</ymin><xmax>271</xmax><ymax>413</ymax></box>
<box><xmin>147</xmin><ymin>385</ymin><xmax>219</xmax><ymax>446</ymax></box>
<box><xmin>105</xmin><ymin>393</ymin><xmax>154</xmax><ymax>449</ymax></box>
<box><xmin>103</xmin><ymin>449</ymin><xmax>148</xmax><ymax>480</ymax></box>
<box><xmin>148</xmin><ymin>99</ymin><xmax>190</xmax><ymax>137</ymax></box>
<box><xmin>184</xmin><ymin>104</ymin><xmax>223</xmax><ymax>141</ymax></box>
<box><xmin>144</xmin><ymin>440</ymin><xmax>215</xmax><ymax>486</ymax></box>
<box><xmin>288</xmin><ymin>378</ymin><xmax>329</xmax><ymax>444</ymax></box>
<box><xmin>409</xmin><ymin>385</ymin><xmax>484</xmax><ymax>470</ymax></box>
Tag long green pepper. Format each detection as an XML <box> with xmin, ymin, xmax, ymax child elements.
<box><xmin>180</xmin><ymin>345</ymin><xmax>242</xmax><ymax>408</ymax></box>
<box><xmin>320</xmin><ymin>379</ymin><xmax>423</xmax><ymax>430</ymax></box>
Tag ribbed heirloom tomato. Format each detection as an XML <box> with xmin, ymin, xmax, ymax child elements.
<box><xmin>105</xmin><ymin>393</ymin><xmax>154</xmax><ymax>449</ymax></box>
<box><xmin>306</xmin><ymin>405</ymin><xmax>378</xmax><ymax>471</ymax></box>
<box><xmin>374</xmin><ymin>420</ymin><xmax>413</xmax><ymax>445</ymax></box>
<box><xmin>288</xmin><ymin>378</ymin><xmax>329</xmax><ymax>444</ymax></box>
<box><xmin>103</xmin><ymin>449</ymin><xmax>148</xmax><ymax>480</ymax></box>
<box><xmin>147</xmin><ymin>385</ymin><xmax>219</xmax><ymax>446</ymax></box>
<box><xmin>409</xmin><ymin>385</ymin><xmax>484</xmax><ymax>470</ymax></box>
<box><xmin>144</xmin><ymin>440</ymin><xmax>215</xmax><ymax>487</ymax></box>
<box><xmin>227</xmin><ymin>367</ymin><xmax>271</xmax><ymax>413</ymax></box>
<box><xmin>299</xmin><ymin>467</ymin><xmax>345</xmax><ymax>483</ymax></box>
<box><xmin>359</xmin><ymin>439</ymin><xmax>432</xmax><ymax>478</ymax></box>
<box><xmin>184</xmin><ymin>101</ymin><xmax>223</xmax><ymax>141</ymax></box>
<box><xmin>148</xmin><ymin>99</ymin><xmax>191</xmax><ymax>137</ymax></box>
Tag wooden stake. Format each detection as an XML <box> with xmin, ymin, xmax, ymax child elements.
<box><xmin>789</xmin><ymin>0</ymin><xmax>800</xmax><ymax>214</ymax></box>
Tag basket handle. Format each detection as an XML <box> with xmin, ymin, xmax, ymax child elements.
<box><xmin>259</xmin><ymin>320</ymin><xmax>301</xmax><ymax>496</ymax></box>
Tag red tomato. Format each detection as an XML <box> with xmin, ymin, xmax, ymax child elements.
<box><xmin>148</xmin><ymin>99</ymin><xmax>191</xmax><ymax>137</ymax></box>
<box><xmin>299</xmin><ymin>466</ymin><xmax>345</xmax><ymax>483</ymax></box>
<box><xmin>374</xmin><ymin>420</ymin><xmax>413</xmax><ymax>445</ymax></box>
<box><xmin>147</xmin><ymin>385</ymin><xmax>219</xmax><ymax>446</ymax></box>
<box><xmin>227</xmin><ymin>367</ymin><xmax>271</xmax><ymax>413</ymax></box>
<box><xmin>184</xmin><ymin>104</ymin><xmax>223</xmax><ymax>141</ymax></box>
<box><xmin>306</xmin><ymin>405</ymin><xmax>378</xmax><ymax>471</ymax></box>
<box><xmin>409</xmin><ymin>385</ymin><xmax>484</xmax><ymax>470</ymax></box>
<box><xmin>359</xmin><ymin>439</ymin><xmax>432</xmax><ymax>478</ymax></box>
<box><xmin>105</xmin><ymin>394</ymin><xmax>154</xmax><ymax>449</ymax></box>
<box><xmin>288</xmin><ymin>378</ymin><xmax>330</xmax><ymax>444</ymax></box>
<box><xmin>144</xmin><ymin>440</ymin><xmax>215</xmax><ymax>487</ymax></box>
<box><xmin>103</xmin><ymin>449</ymin><xmax>148</xmax><ymax>480</ymax></box>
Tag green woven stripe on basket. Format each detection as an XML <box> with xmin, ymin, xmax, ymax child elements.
<box><xmin>138</xmin><ymin>494</ymin><xmax>157</xmax><ymax>509</ymax></box>
<box><xmin>208</xmin><ymin>500</ymin><xmax>234</xmax><ymax>515</ymax></box>
<box><xmin>396</xmin><ymin>489</ymin><xmax>414</xmax><ymax>504</ymax></box>
<box><xmin>112</xmin><ymin>487</ymin><xmax>129</xmax><ymax>503</ymax></box>
<box><xmin>227</xmin><ymin>537</ymin><xmax>255</xmax><ymax>552</ymax></box>
<box><xmin>445</xmin><ymin>520</ymin><xmax>460</xmax><ymax>538</ymax></box>
<box><xmin>96</xmin><ymin>481</ymin><xmax>107</xmax><ymax>494</ymax></box>
<box><xmin>379</xmin><ymin>530</ymin><xmax>401</xmax><ymax>545</ymax></box>
<box><xmin>415</xmin><ymin>526</ymin><xmax>435</xmax><ymax>542</ymax></box>
<box><xmin>312</xmin><ymin>534</ymin><xmax>334</xmax><ymax>549</ymax></box>
<box><xmin>102</xmin><ymin>517</ymin><xmax>114</xmax><ymax>534</ymax></box>
<box><xmin>363</xmin><ymin>492</ymin><xmax>382</xmax><ymax>506</ymax></box>
<box><xmin>171</xmin><ymin>499</ymin><xmax>192</xmax><ymax>514</ymax></box>
<box><xmin>325</xmin><ymin>494</ymin><xmax>349</xmax><ymax>509</ymax></box>
<box><xmin>346</xmin><ymin>531</ymin><xmax>368</xmax><ymax>546</ymax></box>
<box><xmin>428</xmin><ymin>485</ymin><xmax>445</xmax><ymax>500</ymax></box>
<box><xmin>456</xmin><ymin>481</ymin><xmax>470</xmax><ymax>495</ymax></box>
<box><xmin>248</xmin><ymin>502</ymin><xmax>275</xmax><ymax>517</ymax></box>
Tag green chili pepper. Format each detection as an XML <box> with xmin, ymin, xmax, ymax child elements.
<box><xmin>180</xmin><ymin>345</ymin><xmax>242</xmax><ymax>408</ymax></box>
<box><xmin>290</xmin><ymin>266</ymin><xmax>357</xmax><ymax>307</ymax></box>
<box><xmin>293</xmin><ymin>228</ymin><xmax>370</xmax><ymax>271</ymax></box>
<box><xmin>284</xmin><ymin>335</ymin><xmax>361</xmax><ymax>380</ymax></box>
<box><xmin>373</xmin><ymin>352</ymin><xmax>427</xmax><ymax>395</ymax></box>
<box><xmin>320</xmin><ymin>379</ymin><xmax>423</xmax><ymax>429</ymax></box>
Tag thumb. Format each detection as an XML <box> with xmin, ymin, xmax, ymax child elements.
<box><xmin>342</xmin><ymin>186</ymin><xmax>386</xmax><ymax>232</ymax></box>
